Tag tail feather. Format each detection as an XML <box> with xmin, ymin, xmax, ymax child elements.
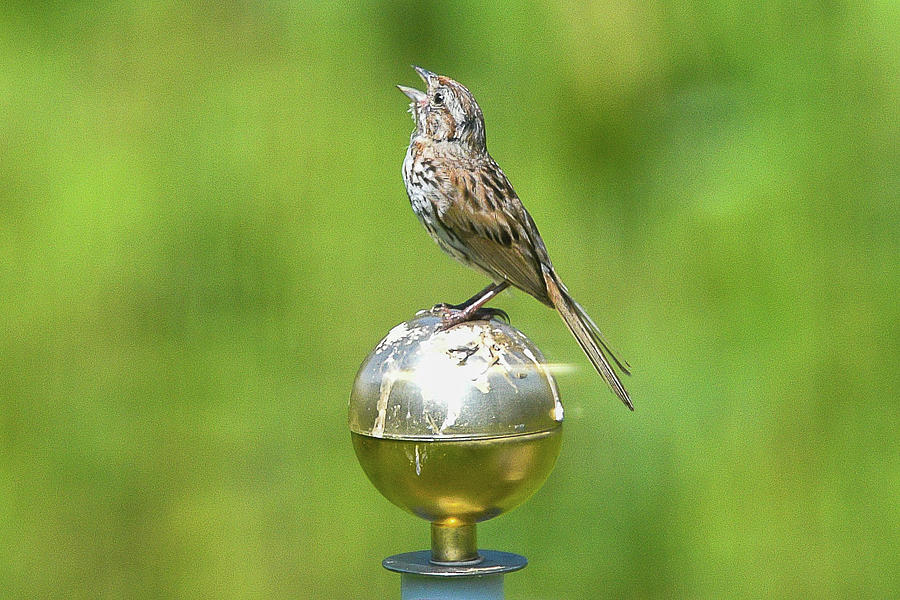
<box><xmin>542</xmin><ymin>266</ymin><xmax>634</xmax><ymax>410</ymax></box>
<box><xmin>570</xmin><ymin>297</ymin><xmax>631</xmax><ymax>375</ymax></box>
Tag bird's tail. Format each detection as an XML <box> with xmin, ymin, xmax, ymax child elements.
<box><xmin>542</xmin><ymin>265</ymin><xmax>633</xmax><ymax>410</ymax></box>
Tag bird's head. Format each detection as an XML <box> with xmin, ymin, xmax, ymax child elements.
<box><xmin>398</xmin><ymin>66</ymin><xmax>486</xmax><ymax>152</ymax></box>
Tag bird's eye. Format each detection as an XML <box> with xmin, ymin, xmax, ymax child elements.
<box><xmin>432</xmin><ymin>91</ymin><xmax>444</xmax><ymax>106</ymax></box>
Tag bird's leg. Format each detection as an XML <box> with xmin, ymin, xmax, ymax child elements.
<box><xmin>432</xmin><ymin>282</ymin><xmax>498</xmax><ymax>312</ymax></box>
<box><xmin>433</xmin><ymin>281</ymin><xmax>511</xmax><ymax>329</ymax></box>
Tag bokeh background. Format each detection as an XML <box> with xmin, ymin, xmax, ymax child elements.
<box><xmin>2</xmin><ymin>1</ymin><xmax>897</xmax><ymax>598</ymax></box>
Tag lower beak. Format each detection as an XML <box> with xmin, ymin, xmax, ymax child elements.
<box><xmin>397</xmin><ymin>85</ymin><xmax>427</xmax><ymax>105</ymax></box>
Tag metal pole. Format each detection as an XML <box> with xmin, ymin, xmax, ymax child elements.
<box><xmin>401</xmin><ymin>573</ymin><xmax>503</xmax><ymax>600</ymax></box>
<box><xmin>384</xmin><ymin>550</ymin><xmax>527</xmax><ymax>600</ymax></box>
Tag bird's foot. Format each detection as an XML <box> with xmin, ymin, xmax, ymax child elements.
<box><xmin>431</xmin><ymin>303</ymin><xmax>509</xmax><ymax>330</ymax></box>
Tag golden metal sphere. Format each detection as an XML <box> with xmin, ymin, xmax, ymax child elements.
<box><xmin>349</xmin><ymin>312</ymin><xmax>563</xmax><ymax>562</ymax></box>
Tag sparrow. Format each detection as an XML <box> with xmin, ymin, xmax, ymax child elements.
<box><xmin>399</xmin><ymin>66</ymin><xmax>633</xmax><ymax>410</ymax></box>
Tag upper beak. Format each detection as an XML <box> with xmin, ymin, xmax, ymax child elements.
<box><xmin>397</xmin><ymin>84</ymin><xmax>427</xmax><ymax>105</ymax></box>
<box><xmin>413</xmin><ymin>65</ymin><xmax>437</xmax><ymax>86</ymax></box>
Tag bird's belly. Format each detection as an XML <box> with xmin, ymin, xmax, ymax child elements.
<box><xmin>413</xmin><ymin>199</ymin><xmax>469</xmax><ymax>265</ymax></box>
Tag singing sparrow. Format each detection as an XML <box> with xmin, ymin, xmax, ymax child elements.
<box><xmin>398</xmin><ymin>66</ymin><xmax>633</xmax><ymax>410</ymax></box>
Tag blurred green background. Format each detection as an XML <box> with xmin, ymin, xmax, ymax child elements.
<box><xmin>1</xmin><ymin>1</ymin><xmax>897</xmax><ymax>598</ymax></box>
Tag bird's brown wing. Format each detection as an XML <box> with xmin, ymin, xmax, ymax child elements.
<box><xmin>437</xmin><ymin>167</ymin><xmax>552</xmax><ymax>306</ymax></box>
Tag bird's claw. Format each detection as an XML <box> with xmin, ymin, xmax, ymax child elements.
<box><xmin>432</xmin><ymin>305</ymin><xmax>510</xmax><ymax>331</ymax></box>
<box><xmin>430</xmin><ymin>302</ymin><xmax>456</xmax><ymax>313</ymax></box>
<box><xmin>472</xmin><ymin>307</ymin><xmax>509</xmax><ymax>323</ymax></box>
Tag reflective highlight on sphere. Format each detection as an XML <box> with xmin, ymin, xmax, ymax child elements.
<box><xmin>349</xmin><ymin>313</ymin><xmax>563</xmax><ymax>440</ymax></box>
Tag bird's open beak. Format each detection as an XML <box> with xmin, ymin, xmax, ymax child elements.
<box><xmin>398</xmin><ymin>65</ymin><xmax>437</xmax><ymax>106</ymax></box>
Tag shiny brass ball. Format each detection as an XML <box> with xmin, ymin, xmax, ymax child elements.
<box><xmin>349</xmin><ymin>313</ymin><xmax>563</xmax><ymax>536</ymax></box>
